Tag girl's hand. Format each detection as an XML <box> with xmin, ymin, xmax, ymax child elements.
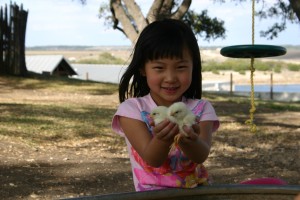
<box><xmin>178</xmin><ymin>123</ymin><xmax>201</xmax><ymax>143</ymax></box>
<box><xmin>151</xmin><ymin>119</ymin><xmax>179</xmax><ymax>142</ymax></box>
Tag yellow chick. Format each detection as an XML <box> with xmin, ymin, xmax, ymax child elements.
<box><xmin>167</xmin><ymin>102</ymin><xmax>196</xmax><ymax>151</ymax></box>
<box><xmin>150</xmin><ymin>106</ymin><xmax>168</xmax><ymax>125</ymax></box>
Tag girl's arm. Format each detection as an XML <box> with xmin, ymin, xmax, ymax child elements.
<box><xmin>119</xmin><ymin>116</ymin><xmax>179</xmax><ymax>167</ymax></box>
<box><xmin>178</xmin><ymin>121</ymin><xmax>214</xmax><ymax>164</ymax></box>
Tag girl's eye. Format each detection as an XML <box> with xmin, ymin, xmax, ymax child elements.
<box><xmin>153</xmin><ymin>66</ymin><xmax>164</xmax><ymax>70</ymax></box>
<box><xmin>177</xmin><ymin>66</ymin><xmax>188</xmax><ymax>70</ymax></box>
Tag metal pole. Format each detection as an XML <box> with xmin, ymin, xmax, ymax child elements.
<box><xmin>270</xmin><ymin>73</ymin><xmax>273</xmax><ymax>100</ymax></box>
<box><xmin>230</xmin><ymin>73</ymin><xmax>233</xmax><ymax>95</ymax></box>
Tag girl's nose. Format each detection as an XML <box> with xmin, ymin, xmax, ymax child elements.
<box><xmin>165</xmin><ymin>70</ymin><xmax>177</xmax><ymax>82</ymax></box>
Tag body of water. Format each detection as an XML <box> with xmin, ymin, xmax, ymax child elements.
<box><xmin>72</xmin><ymin>64</ymin><xmax>126</xmax><ymax>84</ymax></box>
<box><xmin>235</xmin><ymin>84</ymin><xmax>299</xmax><ymax>93</ymax></box>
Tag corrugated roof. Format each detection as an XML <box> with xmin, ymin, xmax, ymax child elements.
<box><xmin>26</xmin><ymin>55</ymin><xmax>71</xmax><ymax>74</ymax></box>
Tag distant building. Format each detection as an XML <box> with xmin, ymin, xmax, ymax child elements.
<box><xmin>26</xmin><ymin>55</ymin><xmax>77</xmax><ymax>76</ymax></box>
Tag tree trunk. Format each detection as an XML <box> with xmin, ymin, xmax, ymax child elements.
<box><xmin>123</xmin><ymin>0</ymin><xmax>147</xmax><ymax>32</ymax></box>
<box><xmin>111</xmin><ymin>0</ymin><xmax>139</xmax><ymax>43</ymax></box>
<box><xmin>111</xmin><ymin>0</ymin><xmax>191</xmax><ymax>45</ymax></box>
<box><xmin>289</xmin><ymin>0</ymin><xmax>300</xmax><ymax>22</ymax></box>
<box><xmin>147</xmin><ymin>0</ymin><xmax>164</xmax><ymax>23</ymax></box>
<box><xmin>171</xmin><ymin>0</ymin><xmax>191</xmax><ymax>20</ymax></box>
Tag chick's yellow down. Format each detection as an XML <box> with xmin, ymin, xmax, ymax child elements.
<box><xmin>150</xmin><ymin>106</ymin><xmax>168</xmax><ymax>125</ymax></box>
<box><xmin>150</xmin><ymin>102</ymin><xmax>196</xmax><ymax>152</ymax></box>
<box><xmin>167</xmin><ymin>102</ymin><xmax>196</xmax><ymax>151</ymax></box>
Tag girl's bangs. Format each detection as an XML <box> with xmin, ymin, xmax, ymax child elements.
<box><xmin>144</xmin><ymin>36</ymin><xmax>186</xmax><ymax>61</ymax></box>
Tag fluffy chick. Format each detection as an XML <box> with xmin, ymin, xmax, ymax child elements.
<box><xmin>167</xmin><ymin>102</ymin><xmax>196</xmax><ymax>151</ymax></box>
<box><xmin>150</xmin><ymin>106</ymin><xmax>168</xmax><ymax>125</ymax></box>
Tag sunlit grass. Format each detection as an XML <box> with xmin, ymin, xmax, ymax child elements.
<box><xmin>0</xmin><ymin>73</ymin><xmax>118</xmax><ymax>94</ymax></box>
<box><xmin>0</xmin><ymin>75</ymin><xmax>120</xmax><ymax>146</ymax></box>
<box><xmin>0</xmin><ymin>101</ymin><xmax>116</xmax><ymax>144</ymax></box>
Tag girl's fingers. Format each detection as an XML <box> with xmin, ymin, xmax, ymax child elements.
<box><xmin>182</xmin><ymin>125</ymin><xmax>198</xmax><ymax>140</ymax></box>
<box><xmin>192</xmin><ymin>124</ymin><xmax>200</xmax><ymax>135</ymax></box>
<box><xmin>154</xmin><ymin>121</ymin><xmax>178</xmax><ymax>141</ymax></box>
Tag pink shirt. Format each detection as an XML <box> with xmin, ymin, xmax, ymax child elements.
<box><xmin>112</xmin><ymin>94</ymin><xmax>219</xmax><ymax>191</ymax></box>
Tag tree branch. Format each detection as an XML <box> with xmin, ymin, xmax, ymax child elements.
<box><xmin>123</xmin><ymin>0</ymin><xmax>148</xmax><ymax>32</ymax></box>
<box><xmin>171</xmin><ymin>0</ymin><xmax>192</xmax><ymax>19</ymax></box>
<box><xmin>289</xmin><ymin>0</ymin><xmax>300</xmax><ymax>22</ymax></box>
<box><xmin>110</xmin><ymin>0</ymin><xmax>139</xmax><ymax>43</ymax></box>
<box><xmin>146</xmin><ymin>0</ymin><xmax>164</xmax><ymax>23</ymax></box>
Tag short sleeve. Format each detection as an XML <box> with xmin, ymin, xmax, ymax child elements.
<box><xmin>192</xmin><ymin>100</ymin><xmax>219</xmax><ymax>133</ymax></box>
<box><xmin>201</xmin><ymin>101</ymin><xmax>219</xmax><ymax>132</ymax></box>
<box><xmin>111</xmin><ymin>99</ymin><xmax>144</xmax><ymax>137</ymax></box>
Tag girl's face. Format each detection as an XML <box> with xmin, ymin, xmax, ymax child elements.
<box><xmin>142</xmin><ymin>48</ymin><xmax>193</xmax><ymax>107</ymax></box>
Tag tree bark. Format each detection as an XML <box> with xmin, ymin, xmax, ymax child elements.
<box><xmin>171</xmin><ymin>0</ymin><xmax>191</xmax><ymax>20</ymax></box>
<box><xmin>147</xmin><ymin>0</ymin><xmax>164</xmax><ymax>23</ymax></box>
<box><xmin>123</xmin><ymin>0</ymin><xmax>147</xmax><ymax>32</ymax></box>
<box><xmin>111</xmin><ymin>0</ymin><xmax>192</xmax><ymax>44</ymax></box>
<box><xmin>110</xmin><ymin>0</ymin><xmax>139</xmax><ymax>43</ymax></box>
<box><xmin>289</xmin><ymin>0</ymin><xmax>300</xmax><ymax>22</ymax></box>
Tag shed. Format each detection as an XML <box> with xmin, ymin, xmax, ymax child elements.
<box><xmin>26</xmin><ymin>55</ymin><xmax>77</xmax><ymax>76</ymax></box>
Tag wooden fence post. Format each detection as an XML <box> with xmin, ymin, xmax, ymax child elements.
<box><xmin>0</xmin><ymin>7</ymin><xmax>3</xmax><ymax>73</ymax></box>
<box><xmin>0</xmin><ymin>2</ymin><xmax>28</xmax><ymax>76</ymax></box>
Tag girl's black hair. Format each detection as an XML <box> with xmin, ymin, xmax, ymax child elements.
<box><xmin>119</xmin><ymin>19</ymin><xmax>202</xmax><ymax>103</ymax></box>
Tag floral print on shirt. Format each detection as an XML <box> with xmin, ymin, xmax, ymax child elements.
<box><xmin>135</xmin><ymin>100</ymin><xmax>209</xmax><ymax>191</ymax></box>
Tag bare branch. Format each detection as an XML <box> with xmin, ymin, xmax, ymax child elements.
<box><xmin>171</xmin><ymin>0</ymin><xmax>192</xmax><ymax>19</ymax></box>
<box><xmin>110</xmin><ymin>0</ymin><xmax>139</xmax><ymax>42</ymax></box>
<box><xmin>123</xmin><ymin>0</ymin><xmax>147</xmax><ymax>32</ymax></box>
<box><xmin>289</xmin><ymin>0</ymin><xmax>300</xmax><ymax>22</ymax></box>
<box><xmin>146</xmin><ymin>0</ymin><xmax>164</xmax><ymax>23</ymax></box>
<box><xmin>161</xmin><ymin>0</ymin><xmax>173</xmax><ymax>16</ymax></box>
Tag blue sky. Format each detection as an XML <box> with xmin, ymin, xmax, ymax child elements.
<box><xmin>1</xmin><ymin>0</ymin><xmax>299</xmax><ymax>47</ymax></box>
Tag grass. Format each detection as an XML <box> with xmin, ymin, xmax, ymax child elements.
<box><xmin>202</xmin><ymin>59</ymin><xmax>300</xmax><ymax>73</ymax></box>
<box><xmin>0</xmin><ymin>103</ymin><xmax>116</xmax><ymax>143</ymax></box>
<box><xmin>74</xmin><ymin>52</ymin><xmax>126</xmax><ymax>65</ymax></box>
<box><xmin>0</xmin><ymin>74</ymin><xmax>299</xmax><ymax>146</ymax></box>
<box><xmin>0</xmin><ymin>74</ymin><xmax>119</xmax><ymax>146</ymax></box>
<box><xmin>2</xmin><ymin>72</ymin><xmax>118</xmax><ymax>94</ymax></box>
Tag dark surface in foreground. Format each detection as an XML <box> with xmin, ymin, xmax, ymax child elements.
<box><xmin>63</xmin><ymin>185</ymin><xmax>300</xmax><ymax>200</ymax></box>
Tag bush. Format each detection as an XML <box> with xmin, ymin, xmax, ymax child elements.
<box><xmin>287</xmin><ymin>64</ymin><xmax>300</xmax><ymax>71</ymax></box>
<box><xmin>75</xmin><ymin>52</ymin><xmax>125</xmax><ymax>64</ymax></box>
<box><xmin>202</xmin><ymin>59</ymin><xmax>292</xmax><ymax>73</ymax></box>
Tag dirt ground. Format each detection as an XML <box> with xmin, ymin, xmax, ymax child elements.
<box><xmin>0</xmin><ymin>72</ymin><xmax>300</xmax><ymax>200</ymax></box>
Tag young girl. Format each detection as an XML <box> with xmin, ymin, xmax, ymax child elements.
<box><xmin>112</xmin><ymin>19</ymin><xmax>219</xmax><ymax>191</ymax></box>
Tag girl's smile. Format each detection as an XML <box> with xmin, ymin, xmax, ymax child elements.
<box><xmin>161</xmin><ymin>86</ymin><xmax>180</xmax><ymax>95</ymax></box>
